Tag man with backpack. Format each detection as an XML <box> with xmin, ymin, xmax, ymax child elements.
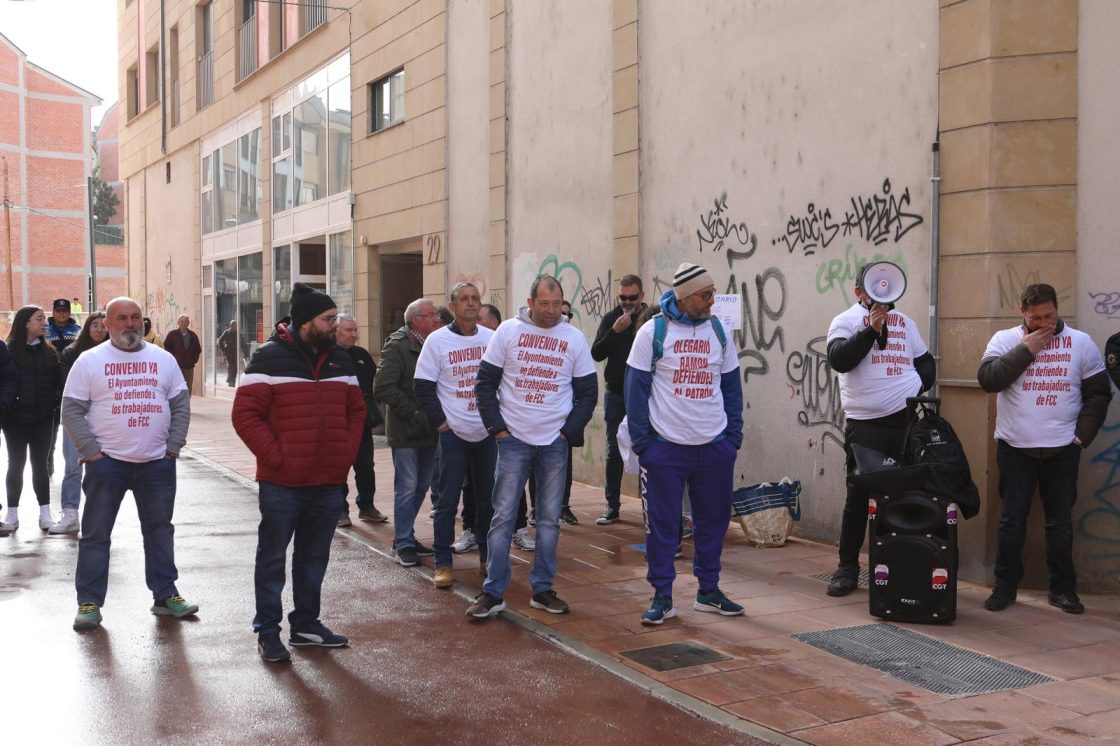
<box><xmin>625</xmin><ymin>262</ymin><xmax>744</xmax><ymax>625</ymax></box>
<box><xmin>978</xmin><ymin>283</ymin><xmax>1111</xmax><ymax>615</ymax></box>
<box><xmin>824</xmin><ymin>264</ymin><xmax>935</xmax><ymax>597</ymax></box>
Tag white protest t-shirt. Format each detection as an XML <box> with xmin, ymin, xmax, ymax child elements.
<box><xmin>482</xmin><ymin>315</ymin><xmax>596</xmax><ymax>446</ymax></box>
<box><xmin>626</xmin><ymin>317</ymin><xmax>740</xmax><ymax>445</ymax></box>
<box><xmin>63</xmin><ymin>341</ymin><xmax>188</xmax><ymax>462</ymax></box>
<box><xmin>415</xmin><ymin>324</ymin><xmax>493</xmax><ymax>443</ymax></box>
<box><xmin>983</xmin><ymin>324</ymin><xmax>1105</xmax><ymax>448</ymax></box>
<box><xmin>827</xmin><ymin>303</ymin><xmax>928</xmax><ymax>420</ymax></box>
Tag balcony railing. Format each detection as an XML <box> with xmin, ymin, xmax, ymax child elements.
<box><xmin>238</xmin><ymin>14</ymin><xmax>258</xmax><ymax>81</ymax></box>
<box><xmin>303</xmin><ymin>0</ymin><xmax>327</xmax><ymax>36</ymax></box>
<box><xmin>198</xmin><ymin>50</ymin><xmax>213</xmax><ymax>109</ymax></box>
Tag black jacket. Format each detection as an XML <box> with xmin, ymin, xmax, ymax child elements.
<box><xmin>344</xmin><ymin>344</ymin><xmax>381</xmax><ymax>428</ymax></box>
<box><xmin>9</xmin><ymin>342</ymin><xmax>61</xmax><ymax>424</ymax></box>
<box><xmin>0</xmin><ymin>341</ymin><xmax>17</xmax><ymax>415</ymax></box>
<box><xmin>591</xmin><ymin>304</ymin><xmax>646</xmax><ymax>394</ymax></box>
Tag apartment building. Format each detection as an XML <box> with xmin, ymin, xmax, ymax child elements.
<box><xmin>118</xmin><ymin>0</ymin><xmax>1120</xmax><ymax>591</ymax></box>
<box><xmin>0</xmin><ymin>31</ymin><xmax>102</xmax><ymax>311</ymax></box>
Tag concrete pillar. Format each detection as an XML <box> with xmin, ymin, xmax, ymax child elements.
<box><xmin>938</xmin><ymin>0</ymin><xmax>1079</xmax><ymax>587</ymax></box>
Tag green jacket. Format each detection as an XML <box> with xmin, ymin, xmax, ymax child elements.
<box><xmin>373</xmin><ymin>326</ymin><xmax>436</xmax><ymax>449</ymax></box>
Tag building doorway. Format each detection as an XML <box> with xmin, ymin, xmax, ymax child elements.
<box><xmin>379</xmin><ymin>252</ymin><xmax>422</xmax><ymax>343</ymax></box>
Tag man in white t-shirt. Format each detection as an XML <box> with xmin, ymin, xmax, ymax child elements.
<box><xmin>62</xmin><ymin>297</ymin><xmax>195</xmax><ymax>631</ymax></box>
<box><xmin>978</xmin><ymin>283</ymin><xmax>1112</xmax><ymax>615</ymax></box>
<box><xmin>467</xmin><ymin>275</ymin><xmax>598</xmax><ymax>619</ymax></box>
<box><xmin>625</xmin><ymin>263</ymin><xmax>744</xmax><ymax>625</ymax></box>
<box><xmin>824</xmin><ymin>265</ymin><xmax>935</xmax><ymax>597</ymax></box>
<box><xmin>415</xmin><ymin>282</ymin><xmax>496</xmax><ymax>589</ymax></box>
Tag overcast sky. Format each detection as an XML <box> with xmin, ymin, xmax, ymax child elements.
<box><xmin>0</xmin><ymin>0</ymin><xmax>119</xmax><ymax>126</ymax></box>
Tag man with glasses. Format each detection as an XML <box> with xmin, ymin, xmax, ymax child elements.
<box><xmin>374</xmin><ymin>298</ymin><xmax>441</xmax><ymax>568</ymax></box>
<box><xmin>467</xmin><ymin>275</ymin><xmax>598</xmax><ymax>619</ymax></box>
<box><xmin>233</xmin><ymin>284</ymin><xmax>365</xmax><ymax>662</ymax></box>
<box><xmin>592</xmin><ymin>274</ymin><xmax>647</xmax><ymax>525</ymax></box>
<box><xmin>625</xmin><ymin>263</ymin><xmax>744</xmax><ymax>625</ymax></box>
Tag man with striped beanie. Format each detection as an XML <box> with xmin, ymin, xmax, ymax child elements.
<box><xmin>625</xmin><ymin>262</ymin><xmax>746</xmax><ymax>625</ymax></box>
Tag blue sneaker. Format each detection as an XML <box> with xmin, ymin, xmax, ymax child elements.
<box><xmin>641</xmin><ymin>593</ymin><xmax>676</xmax><ymax>626</ymax></box>
<box><xmin>289</xmin><ymin>621</ymin><xmax>349</xmax><ymax>647</ymax></box>
<box><xmin>694</xmin><ymin>587</ymin><xmax>745</xmax><ymax>616</ymax></box>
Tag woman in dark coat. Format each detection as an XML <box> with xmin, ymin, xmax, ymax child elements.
<box><xmin>2</xmin><ymin>305</ymin><xmax>62</xmax><ymax>531</ymax></box>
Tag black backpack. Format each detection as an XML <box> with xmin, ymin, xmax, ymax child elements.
<box><xmin>902</xmin><ymin>397</ymin><xmax>981</xmax><ymax>518</ymax></box>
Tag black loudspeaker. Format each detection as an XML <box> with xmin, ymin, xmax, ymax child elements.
<box><xmin>868</xmin><ymin>490</ymin><xmax>958</xmax><ymax>624</ymax></box>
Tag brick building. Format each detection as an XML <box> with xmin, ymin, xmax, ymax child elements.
<box><xmin>93</xmin><ymin>102</ymin><xmax>128</xmax><ymax>303</ymax></box>
<box><xmin>0</xmin><ymin>32</ymin><xmax>101</xmax><ymax>311</ymax></box>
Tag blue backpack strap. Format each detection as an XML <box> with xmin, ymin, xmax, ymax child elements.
<box><xmin>650</xmin><ymin>314</ymin><xmax>667</xmax><ymax>373</ymax></box>
<box><xmin>710</xmin><ymin>316</ymin><xmax>728</xmax><ymax>353</ymax></box>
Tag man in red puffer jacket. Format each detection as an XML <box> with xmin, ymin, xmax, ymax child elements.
<box><xmin>232</xmin><ymin>283</ymin><xmax>365</xmax><ymax>663</ymax></box>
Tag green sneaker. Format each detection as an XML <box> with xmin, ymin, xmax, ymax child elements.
<box><xmin>151</xmin><ymin>594</ymin><xmax>199</xmax><ymax>618</ymax></box>
<box><xmin>73</xmin><ymin>603</ymin><xmax>102</xmax><ymax>630</ymax></box>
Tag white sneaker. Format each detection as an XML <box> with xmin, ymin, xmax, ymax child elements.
<box><xmin>39</xmin><ymin>507</ymin><xmax>56</xmax><ymax>531</ymax></box>
<box><xmin>49</xmin><ymin>509</ymin><xmax>80</xmax><ymax>535</ymax></box>
<box><xmin>512</xmin><ymin>527</ymin><xmax>536</xmax><ymax>552</ymax></box>
<box><xmin>451</xmin><ymin>529</ymin><xmax>477</xmax><ymax>553</ymax></box>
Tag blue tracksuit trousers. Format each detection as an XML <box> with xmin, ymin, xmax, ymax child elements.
<box><xmin>639</xmin><ymin>438</ymin><xmax>737</xmax><ymax>597</ymax></box>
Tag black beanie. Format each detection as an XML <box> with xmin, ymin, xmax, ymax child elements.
<box><xmin>289</xmin><ymin>283</ymin><xmax>337</xmax><ymax>331</ymax></box>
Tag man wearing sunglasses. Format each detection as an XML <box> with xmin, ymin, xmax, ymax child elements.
<box><xmin>591</xmin><ymin>275</ymin><xmax>647</xmax><ymax>525</ymax></box>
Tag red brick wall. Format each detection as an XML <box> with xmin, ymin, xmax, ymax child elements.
<box><xmin>26</xmin><ymin>99</ymin><xmax>85</xmax><ymax>153</ymax></box>
<box><xmin>0</xmin><ymin>42</ymin><xmax>18</xmax><ymax>86</ymax></box>
<box><xmin>0</xmin><ymin>90</ymin><xmax>18</xmax><ymax>145</ymax></box>
<box><xmin>26</xmin><ymin>156</ymin><xmax>86</xmax><ymax>211</ymax></box>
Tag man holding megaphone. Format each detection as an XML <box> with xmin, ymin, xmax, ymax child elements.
<box><xmin>823</xmin><ymin>262</ymin><xmax>936</xmax><ymax>597</ymax></box>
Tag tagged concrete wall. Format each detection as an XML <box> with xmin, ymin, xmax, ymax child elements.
<box><xmin>1075</xmin><ymin>0</ymin><xmax>1120</xmax><ymax>590</ymax></box>
<box><xmin>639</xmin><ymin>1</ymin><xmax>939</xmax><ymax>542</ymax></box>
<box><xmin>506</xmin><ymin>0</ymin><xmax>615</xmax><ymax>481</ymax></box>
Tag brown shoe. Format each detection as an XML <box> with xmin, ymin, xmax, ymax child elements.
<box><xmin>358</xmin><ymin>507</ymin><xmax>388</xmax><ymax>523</ymax></box>
<box><xmin>433</xmin><ymin>566</ymin><xmax>454</xmax><ymax>589</ymax></box>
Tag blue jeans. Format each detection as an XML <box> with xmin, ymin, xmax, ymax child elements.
<box><xmin>61</xmin><ymin>431</ymin><xmax>83</xmax><ymax>511</ymax></box>
<box><xmin>253</xmin><ymin>481</ymin><xmax>345</xmax><ymax>635</ymax></box>
<box><xmin>484</xmin><ymin>435</ymin><xmax>567</xmax><ymax>597</ymax></box>
<box><xmin>604</xmin><ymin>390</ymin><xmax>626</xmax><ymax>509</ymax></box>
<box><xmin>392</xmin><ymin>445</ymin><xmax>437</xmax><ymax>550</ymax></box>
<box><xmin>433</xmin><ymin>432</ymin><xmax>496</xmax><ymax>567</ymax></box>
<box><xmin>75</xmin><ymin>456</ymin><xmax>179</xmax><ymax>607</ymax></box>
<box><xmin>994</xmin><ymin>440</ymin><xmax>1081</xmax><ymax>594</ymax></box>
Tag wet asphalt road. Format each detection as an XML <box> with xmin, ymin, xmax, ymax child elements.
<box><xmin>0</xmin><ymin>454</ymin><xmax>764</xmax><ymax>745</ymax></box>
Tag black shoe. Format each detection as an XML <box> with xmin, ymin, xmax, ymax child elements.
<box><xmin>258</xmin><ymin>632</ymin><xmax>291</xmax><ymax>663</ymax></box>
<box><xmin>414</xmin><ymin>541</ymin><xmax>434</xmax><ymax>557</ymax></box>
<box><xmin>466</xmin><ymin>593</ymin><xmax>506</xmax><ymax>619</ymax></box>
<box><xmin>1048</xmin><ymin>591</ymin><xmax>1085</xmax><ymax>615</ymax></box>
<box><xmin>984</xmin><ymin>588</ymin><xmax>1017</xmax><ymax>611</ymax></box>
<box><xmin>396</xmin><ymin>545</ymin><xmax>420</xmax><ymax>567</ymax></box>
<box><xmin>596</xmin><ymin>508</ymin><xmax>620</xmax><ymax>525</ymax></box>
<box><xmin>529</xmin><ymin>590</ymin><xmax>570</xmax><ymax>614</ymax></box>
<box><xmin>560</xmin><ymin>507</ymin><xmax>578</xmax><ymax>525</ymax></box>
<box><xmin>826</xmin><ymin>574</ymin><xmax>859</xmax><ymax>597</ymax></box>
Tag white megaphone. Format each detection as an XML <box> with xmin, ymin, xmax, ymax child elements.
<box><xmin>858</xmin><ymin>261</ymin><xmax>906</xmax><ymax>350</ymax></box>
<box><xmin>859</xmin><ymin>261</ymin><xmax>907</xmax><ymax>306</ymax></box>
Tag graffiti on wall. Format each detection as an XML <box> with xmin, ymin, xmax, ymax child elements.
<box><xmin>696</xmin><ymin>192</ymin><xmax>759</xmax><ymax>268</ymax></box>
<box><xmin>773</xmin><ymin>178</ymin><xmax>924</xmax><ymax>256</ymax></box>
<box><xmin>815</xmin><ymin>244</ymin><xmax>909</xmax><ymax>306</ymax></box>
<box><xmin>1088</xmin><ymin>291</ymin><xmax>1120</xmax><ymax>319</ymax></box>
<box><xmin>785</xmin><ymin>335</ymin><xmax>844</xmax><ymax>449</ymax></box>
<box><xmin>725</xmin><ymin>266</ymin><xmax>788</xmax><ymax>383</ymax></box>
<box><xmin>995</xmin><ymin>263</ymin><xmax>1072</xmax><ymax>310</ymax></box>
<box><xmin>578</xmin><ymin>268</ymin><xmax>613</xmax><ymax>325</ymax></box>
<box><xmin>144</xmin><ymin>289</ymin><xmax>188</xmax><ymax>337</ymax></box>
<box><xmin>1078</xmin><ymin>421</ymin><xmax>1120</xmax><ymax>559</ymax></box>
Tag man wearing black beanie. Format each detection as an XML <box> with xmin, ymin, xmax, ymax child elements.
<box><xmin>233</xmin><ymin>283</ymin><xmax>366</xmax><ymax>662</ymax></box>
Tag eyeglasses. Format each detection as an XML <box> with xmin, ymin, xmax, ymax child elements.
<box><xmin>695</xmin><ymin>290</ymin><xmax>715</xmax><ymax>302</ymax></box>
<box><xmin>619</xmin><ymin>294</ymin><xmax>640</xmax><ymax>302</ymax></box>
<box><xmin>422</xmin><ymin>312</ymin><xmax>442</xmax><ymax>319</ymax></box>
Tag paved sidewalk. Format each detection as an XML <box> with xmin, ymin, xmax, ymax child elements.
<box><xmin>189</xmin><ymin>396</ymin><xmax>1120</xmax><ymax>744</ymax></box>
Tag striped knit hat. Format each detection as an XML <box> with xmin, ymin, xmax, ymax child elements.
<box><xmin>672</xmin><ymin>262</ymin><xmax>714</xmax><ymax>300</ymax></box>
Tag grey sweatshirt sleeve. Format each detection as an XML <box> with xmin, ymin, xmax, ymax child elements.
<box><xmin>61</xmin><ymin>396</ymin><xmax>101</xmax><ymax>460</ymax></box>
<box><xmin>977</xmin><ymin>344</ymin><xmax>1035</xmax><ymax>393</ymax></box>
<box><xmin>165</xmin><ymin>389</ymin><xmax>191</xmax><ymax>456</ymax></box>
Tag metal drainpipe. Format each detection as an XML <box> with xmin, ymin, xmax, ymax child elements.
<box><xmin>160</xmin><ymin>0</ymin><xmax>167</xmax><ymax>155</ymax></box>
<box><xmin>929</xmin><ymin>131</ymin><xmax>941</xmax><ymax>397</ymax></box>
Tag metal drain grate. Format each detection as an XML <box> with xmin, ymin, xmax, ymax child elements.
<box><xmin>793</xmin><ymin>624</ymin><xmax>1053</xmax><ymax>696</ymax></box>
<box><xmin>811</xmin><ymin>569</ymin><xmax>870</xmax><ymax>588</ymax></box>
<box><xmin>620</xmin><ymin>642</ymin><xmax>732</xmax><ymax>672</ymax></box>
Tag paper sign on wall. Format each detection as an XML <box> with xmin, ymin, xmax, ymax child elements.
<box><xmin>712</xmin><ymin>294</ymin><xmax>741</xmax><ymax>331</ymax></box>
